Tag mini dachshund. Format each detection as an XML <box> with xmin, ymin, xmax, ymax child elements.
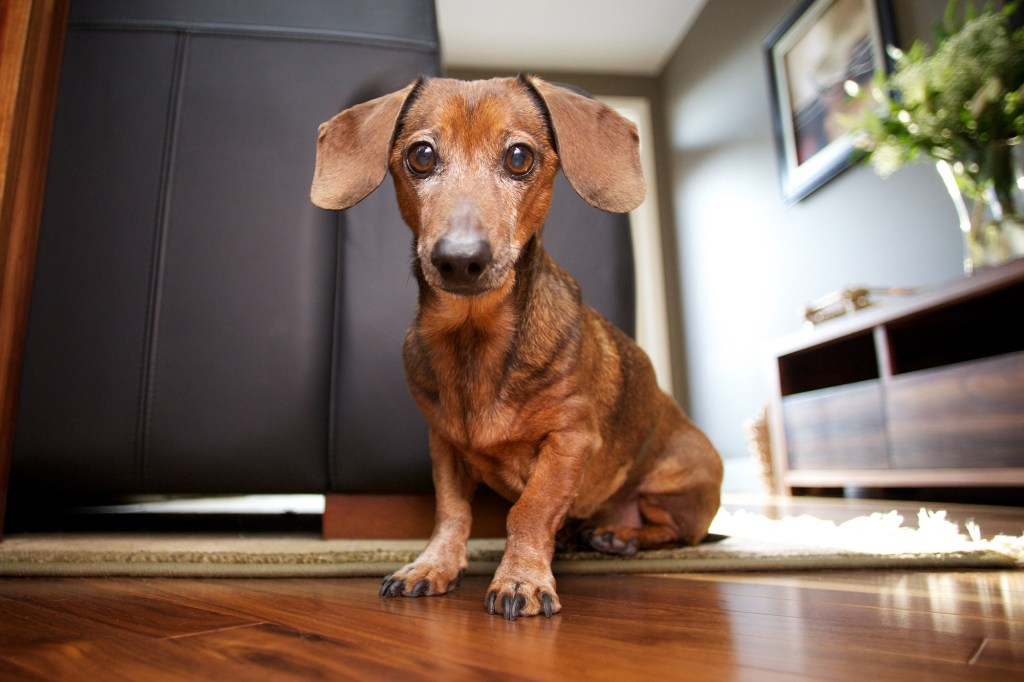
<box><xmin>311</xmin><ymin>76</ymin><xmax>723</xmax><ymax>620</ymax></box>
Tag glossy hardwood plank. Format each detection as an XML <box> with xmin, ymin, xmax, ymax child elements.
<box><xmin>0</xmin><ymin>631</ymin><xmax>305</xmax><ymax>682</ymax></box>
<box><xmin>973</xmin><ymin>637</ymin><xmax>1024</xmax><ymax>672</ymax></box>
<box><xmin>185</xmin><ymin>577</ymin><xmax>804</xmax><ymax>681</ymax></box>
<box><xmin>166</xmin><ymin>623</ymin><xmax>421</xmax><ymax>680</ymax></box>
<box><xmin>0</xmin><ymin>595</ymin><xmax>146</xmax><ymax>645</ymax></box>
<box><xmin>10</xmin><ymin>573</ymin><xmax>1011</xmax><ymax>681</ymax></box>
<box><xmin>0</xmin><ymin>596</ymin><xmax>265</xmax><ymax>681</ymax></box>
<box><xmin>1</xmin><ymin>581</ymin><xmax>256</xmax><ymax>639</ymax></box>
<box><xmin>555</xmin><ymin>575</ymin><xmax>1017</xmax><ymax>677</ymax></box>
<box><xmin>0</xmin><ymin>575</ymin><xmax>1013</xmax><ymax>681</ymax></box>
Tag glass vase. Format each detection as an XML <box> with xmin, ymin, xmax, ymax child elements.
<box><xmin>936</xmin><ymin>141</ymin><xmax>1024</xmax><ymax>275</ymax></box>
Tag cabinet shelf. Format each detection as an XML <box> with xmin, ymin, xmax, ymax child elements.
<box><xmin>778</xmin><ymin>332</ymin><xmax>878</xmax><ymax>396</ymax></box>
<box><xmin>768</xmin><ymin>259</ymin><xmax>1024</xmax><ymax>493</ymax></box>
<box><xmin>884</xmin><ymin>282</ymin><xmax>1024</xmax><ymax>375</ymax></box>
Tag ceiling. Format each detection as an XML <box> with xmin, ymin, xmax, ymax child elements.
<box><xmin>435</xmin><ymin>0</ymin><xmax>708</xmax><ymax>76</ymax></box>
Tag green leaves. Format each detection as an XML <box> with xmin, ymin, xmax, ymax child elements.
<box><xmin>848</xmin><ymin>0</ymin><xmax>1024</xmax><ymax>188</ymax></box>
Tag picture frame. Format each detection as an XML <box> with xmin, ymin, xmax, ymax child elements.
<box><xmin>764</xmin><ymin>0</ymin><xmax>895</xmax><ymax>204</ymax></box>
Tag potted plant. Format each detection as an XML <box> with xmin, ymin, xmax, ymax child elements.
<box><xmin>849</xmin><ymin>0</ymin><xmax>1024</xmax><ymax>273</ymax></box>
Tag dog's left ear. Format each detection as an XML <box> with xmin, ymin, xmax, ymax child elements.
<box><xmin>311</xmin><ymin>80</ymin><xmax>419</xmax><ymax>210</ymax></box>
<box><xmin>524</xmin><ymin>76</ymin><xmax>645</xmax><ymax>213</ymax></box>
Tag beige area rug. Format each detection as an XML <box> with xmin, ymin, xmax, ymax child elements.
<box><xmin>1</xmin><ymin>508</ymin><xmax>1021</xmax><ymax>578</ymax></box>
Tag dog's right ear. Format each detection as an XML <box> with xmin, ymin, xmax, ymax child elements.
<box><xmin>311</xmin><ymin>81</ymin><xmax>419</xmax><ymax>210</ymax></box>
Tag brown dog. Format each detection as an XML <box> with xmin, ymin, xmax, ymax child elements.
<box><xmin>311</xmin><ymin>76</ymin><xmax>722</xmax><ymax>620</ymax></box>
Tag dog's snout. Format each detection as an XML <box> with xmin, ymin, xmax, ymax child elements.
<box><xmin>431</xmin><ymin>236</ymin><xmax>493</xmax><ymax>289</ymax></box>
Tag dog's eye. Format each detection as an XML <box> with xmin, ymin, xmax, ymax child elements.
<box><xmin>407</xmin><ymin>142</ymin><xmax>436</xmax><ymax>175</ymax></box>
<box><xmin>504</xmin><ymin>144</ymin><xmax>534</xmax><ymax>177</ymax></box>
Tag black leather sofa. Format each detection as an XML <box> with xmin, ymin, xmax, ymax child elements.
<box><xmin>10</xmin><ymin>0</ymin><xmax>635</xmax><ymax>506</ymax></box>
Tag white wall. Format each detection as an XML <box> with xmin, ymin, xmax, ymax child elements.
<box><xmin>661</xmin><ymin>0</ymin><xmax>961</xmax><ymax>491</ymax></box>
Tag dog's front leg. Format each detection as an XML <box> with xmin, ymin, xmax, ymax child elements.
<box><xmin>380</xmin><ymin>430</ymin><xmax>475</xmax><ymax>598</ymax></box>
<box><xmin>486</xmin><ymin>430</ymin><xmax>592</xmax><ymax>620</ymax></box>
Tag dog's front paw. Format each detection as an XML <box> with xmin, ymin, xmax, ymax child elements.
<box><xmin>484</xmin><ymin>568</ymin><xmax>560</xmax><ymax>620</ymax></box>
<box><xmin>379</xmin><ymin>561</ymin><xmax>465</xmax><ymax>599</ymax></box>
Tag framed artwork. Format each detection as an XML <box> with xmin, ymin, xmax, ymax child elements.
<box><xmin>764</xmin><ymin>0</ymin><xmax>895</xmax><ymax>204</ymax></box>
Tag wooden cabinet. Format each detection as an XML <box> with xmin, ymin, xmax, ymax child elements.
<box><xmin>768</xmin><ymin>259</ymin><xmax>1024</xmax><ymax>493</ymax></box>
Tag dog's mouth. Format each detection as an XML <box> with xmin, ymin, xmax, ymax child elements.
<box><xmin>435</xmin><ymin>279</ymin><xmax>494</xmax><ymax>297</ymax></box>
<box><xmin>420</xmin><ymin>235</ymin><xmax>516</xmax><ymax>297</ymax></box>
<box><xmin>424</xmin><ymin>263</ymin><xmax>509</xmax><ymax>298</ymax></box>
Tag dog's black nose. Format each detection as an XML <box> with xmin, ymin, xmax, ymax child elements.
<box><xmin>431</xmin><ymin>236</ymin><xmax>492</xmax><ymax>289</ymax></box>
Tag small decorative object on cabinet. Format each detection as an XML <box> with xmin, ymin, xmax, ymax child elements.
<box><xmin>767</xmin><ymin>259</ymin><xmax>1024</xmax><ymax>494</ymax></box>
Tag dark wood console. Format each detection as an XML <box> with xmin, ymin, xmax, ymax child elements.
<box><xmin>767</xmin><ymin>258</ymin><xmax>1024</xmax><ymax>494</ymax></box>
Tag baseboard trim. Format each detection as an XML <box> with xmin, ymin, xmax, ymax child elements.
<box><xmin>322</xmin><ymin>490</ymin><xmax>510</xmax><ymax>540</ymax></box>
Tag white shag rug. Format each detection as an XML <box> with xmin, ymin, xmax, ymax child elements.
<box><xmin>709</xmin><ymin>507</ymin><xmax>1024</xmax><ymax>564</ymax></box>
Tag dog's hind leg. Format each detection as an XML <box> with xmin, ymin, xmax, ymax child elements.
<box><xmin>587</xmin><ymin>426</ymin><xmax>723</xmax><ymax>553</ymax></box>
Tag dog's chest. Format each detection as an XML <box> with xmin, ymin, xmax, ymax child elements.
<box><xmin>409</xmin><ymin>323</ymin><xmax>556</xmax><ymax>451</ymax></box>
<box><xmin>425</xmin><ymin>348</ymin><xmax>526</xmax><ymax>449</ymax></box>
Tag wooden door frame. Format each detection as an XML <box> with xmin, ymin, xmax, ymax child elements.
<box><xmin>0</xmin><ymin>0</ymin><xmax>69</xmax><ymax>539</ymax></box>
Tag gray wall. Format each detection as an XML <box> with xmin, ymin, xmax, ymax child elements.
<box><xmin>661</xmin><ymin>0</ymin><xmax>960</xmax><ymax>490</ymax></box>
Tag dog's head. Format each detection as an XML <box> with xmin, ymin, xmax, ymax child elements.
<box><xmin>311</xmin><ymin>76</ymin><xmax>645</xmax><ymax>297</ymax></box>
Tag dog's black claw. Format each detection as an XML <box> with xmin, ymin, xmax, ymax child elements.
<box><xmin>485</xmin><ymin>591</ymin><xmax>498</xmax><ymax>614</ymax></box>
<box><xmin>500</xmin><ymin>594</ymin><xmax>526</xmax><ymax>621</ymax></box>
<box><xmin>513</xmin><ymin>594</ymin><xmax>526</xmax><ymax>620</ymax></box>
<box><xmin>411</xmin><ymin>579</ymin><xmax>430</xmax><ymax>597</ymax></box>
<box><xmin>380</xmin><ymin>578</ymin><xmax>405</xmax><ymax>598</ymax></box>
<box><xmin>541</xmin><ymin>593</ymin><xmax>554</xmax><ymax>618</ymax></box>
<box><xmin>500</xmin><ymin>594</ymin><xmax>520</xmax><ymax>621</ymax></box>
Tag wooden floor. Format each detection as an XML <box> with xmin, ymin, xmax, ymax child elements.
<box><xmin>1</xmin><ymin>496</ymin><xmax>1022</xmax><ymax>680</ymax></box>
